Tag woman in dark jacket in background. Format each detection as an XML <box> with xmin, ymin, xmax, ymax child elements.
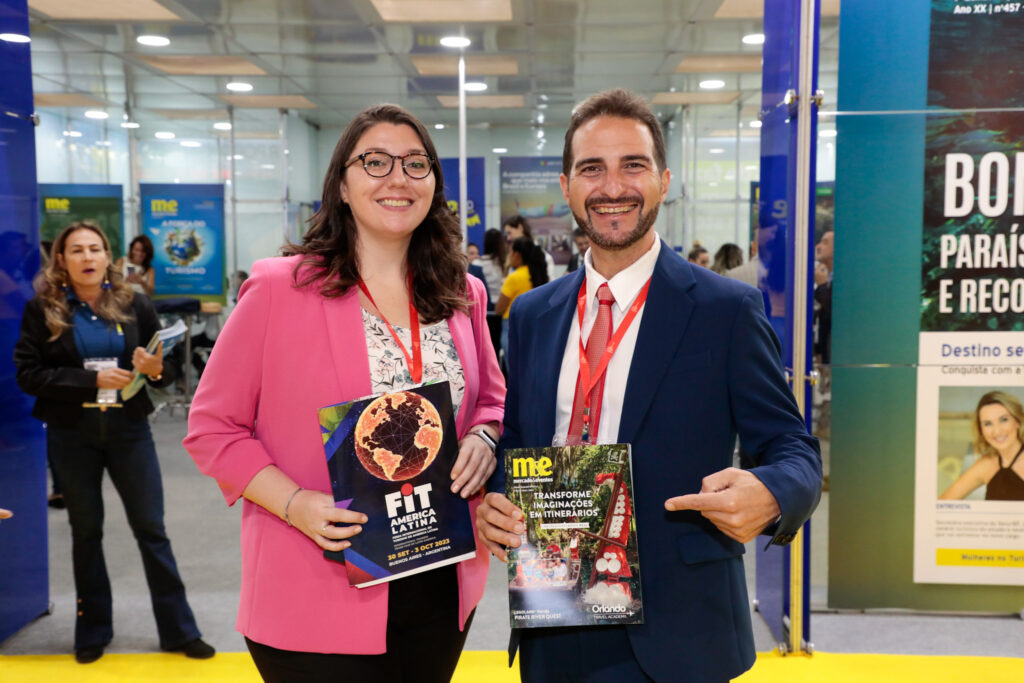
<box><xmin>13</xmin><ymin>222</ymin><xmax>213</xmax><ymax>665</ymax></box>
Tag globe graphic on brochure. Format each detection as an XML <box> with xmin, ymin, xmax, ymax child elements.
<box><xmin>164</xmin><ymin>226</ymin><xmax>203</xmax><ymax>266</ymax></box>
<box><xmin>354</xmin><ymin>391</ymin><xmax>443</xmax><ymax>481</ymax></box>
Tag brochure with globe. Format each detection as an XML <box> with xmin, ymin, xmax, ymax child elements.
<box><xmin>504</xmin><ymin>443</ymin><xmax>643</xmax><ymax>628</ymax></box>
<box><xmin>318</xmin><ymin>381</ymin><xmax>477</xmax><ymax>588</ymax></box>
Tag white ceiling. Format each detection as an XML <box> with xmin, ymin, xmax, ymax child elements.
<box><xmin>26</xmin><ymin>0</ymin><xmax>840</xmax><ymax>136</ymax></box>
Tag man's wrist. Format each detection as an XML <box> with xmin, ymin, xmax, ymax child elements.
<box><xmin>470</xmin><ymin>429</ymin><xmax>498</xmax><ymax>452</ymax></box>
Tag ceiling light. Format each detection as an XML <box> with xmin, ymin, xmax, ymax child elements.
<box><xmin>0</xmin><ymin>33</ymin><xmax>31</xmax><ymax>43</ymax></box>
<box><xmin>820</xmin><ymin>129</ymin><xmax>837</xmax><ymax>137</ymax></box>
<box><xmin>749</xmin><ymin>120</ymin><xmax>763</xmax><ymax>129</ymax></box>
<box><xmin>121</xmin><ymin>121</ymin><xmax>140</xmax><ymax>129</ymax></box>
<box><xmin>463</xmin><ymin>82</ymin><xmax>487</xmax><ymax>92</ymax></box>
<box><xmin>434</xmin><ymin>123</ymin><xmax>445</xmax><ymax>130</ymax></box>
<box><xmin>62</xmin><ymin>130</ymin><xmax>82</xmax><ymax>137</ymax></box>
<box><xmin>260</xmin><ymin>164</ymin><xmax>276</xmax><ymax>170</ymax></box>
<box><xmin>743</xmin><ymin>33</ymin><xmax>766</xmax><ymax>45</ymax></box>
<box><xmin>97</xmin><ymin>140</ymin><xmax>112</xmax><ymax>146</ymax></box>
<box><xmin>492</xmin><ymin>147</ymin><xmax>508</xmax><ymax>154</ymax></box>
<box><xmin>137</xmin><ymin>35</ymin><xmax>170</xmax><ymax>47</ymax></box>
<box><xmin>709</xmin><ymin>148</ymin><xmax>725</xmax><ymax>154</ymax></box>
<box><xmin>699</xmin><ymin>79</ymin><xmax>726</xmax><ymax>90</ymax></box>
<box><xmin>226</xmin><ymin>81</ymin><xmax>254</xmax><ymax>92</ymax></box>
<box><xmin>84</xmin><ymin>110</ymin><xmax>109</xmax><ymax>119</ymax></box>
<box><xmin>180</xmin><ymin>140</ymin><xmax>201</xmax><ymax>147</ymax></box>
<box><xmin>213</xmin><ymin>122</ymin><xmax>232</xmax><ymax>130</ymax></box>
<box><xmin>440</xmin><ymin>36</ymin><xmax>471</xmax><ymax>48</ymax></box>
<box><xmin>154</xmin><ymin>131</ymin><xmax>175</xmax><ymax>139</ymax></box>
<box><xmin>229</xmin><ymin>154</ymin><xmax>244</xmax><ymax>160</ymax></box>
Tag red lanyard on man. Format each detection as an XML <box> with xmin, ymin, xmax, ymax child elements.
<box><xmin>567</xmin><ymin>276</ymin><xmax>651</xmax><ymax>443</ymax></box>
<box><xmin>357</xmin><ymin>273</ymin><xmax>423</xmax><ymax>384</ymax></box>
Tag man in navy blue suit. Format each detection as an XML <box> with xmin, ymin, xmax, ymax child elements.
<box><xmin>477</xmin><ymin>89</ymin><xmax>821</xmax><ymax>682</ymax></box>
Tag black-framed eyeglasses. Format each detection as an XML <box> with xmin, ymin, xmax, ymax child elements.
<box><xmin>346</xmin><ymin>152</ymin><xmax>434</xmax><ymax>179</ymax></box>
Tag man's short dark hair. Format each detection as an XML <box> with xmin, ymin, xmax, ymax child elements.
<box><xmin>572</xmin><ymin>227</ymin><xmax>586</xmax><ymax>239</ymax></box>
<box><xmin>562</xmin><ymin>88</ymin><xmax>666</xmax><ymax>177</ymax></box>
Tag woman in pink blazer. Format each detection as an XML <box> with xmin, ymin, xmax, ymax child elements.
<box><xmin>184</xmin><ymin>104</ymin><xmax>504</xmax><ymax>682</ymax></box>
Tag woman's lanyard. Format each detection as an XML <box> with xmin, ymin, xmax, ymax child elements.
<box><xmin>358</xmin><ymin>273</ymin><xmax>422</xmax><ymax>384</ymax></box>
<box><xmin>573</xmin><ymin>276</ymin><xmax>651</xmax><ymax>441</ymax></box>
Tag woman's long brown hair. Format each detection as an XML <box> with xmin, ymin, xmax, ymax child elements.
<box><xmin>282</xmin><ymin>104</ymin><xmax>468</xmax><ymax>323</ymax></box>
<box><xmin>37</xmin><ymin>222</ymin><xmax>133</xmax><ymax>341</ymax></box>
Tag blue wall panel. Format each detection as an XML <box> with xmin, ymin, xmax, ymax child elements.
<box><xmin>0</xmin><ymin>0</ymin><xmax>49</xmax><ymax>643</ymax></box>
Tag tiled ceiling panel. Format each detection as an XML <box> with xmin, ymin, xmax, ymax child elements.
<box><xmin>29</xmin><ymin>0</ymin><xmax>181</xmax><ymax>21</ymax></box>
<box><xmin>138</xmin><ymin>56</ymin><xmax>268</xmax><ymax>75</ymax></box>
<box><xmin>369</xmin><ymin>0</ymin><xmax>514</xmax><ymax>23</ymax></box>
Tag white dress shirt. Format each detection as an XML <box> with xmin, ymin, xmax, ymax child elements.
<box><xmin>553</xmin><ymin>235</ymin><xmax>661</xmax><ymax>445</ymax></box>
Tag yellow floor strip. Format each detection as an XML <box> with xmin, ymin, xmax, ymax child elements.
<box><xmin>0</xmin><ymin>650</ymin><xmax>1021</xmax><ymax>682</ymax></box>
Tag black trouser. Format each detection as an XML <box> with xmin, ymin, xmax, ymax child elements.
<box><xmin>48</xmin><ymin>410</ymin><xmax>201</xmax><ymax>651</ymax></box>
<box><xmin>246</xmin><ymin>564</ymin><xmax>473</xmax><ymax>682</ymax></box>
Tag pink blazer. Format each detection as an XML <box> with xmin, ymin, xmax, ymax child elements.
<box><xmin>184</xmin><ymin>255</ymin><xmax>505</xmax><ymax>654</ymax></box>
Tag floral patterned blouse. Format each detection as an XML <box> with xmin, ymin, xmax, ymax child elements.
<box><xmin>362</xmin><ymin>307</ymin><xmax>466</xmax><ymax>417</ymax></box>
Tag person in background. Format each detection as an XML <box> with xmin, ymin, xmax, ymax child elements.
<box><xmin>466</xmin><ymin>250</ymin><xmax>492</xmax><ymax>310</ymax></box>
<box><xmin>565</xmin><ymin>227</ymin><xmax>589</xmax><ymax>273</ymax></box>
<box><xmin>115</xmin><ymin>235</ymin><xmax>156</xmax><ymax>298</ymax></box>
<box><xmin>466</xmin><ymin>242</ymin><xmax>480</xmax><ymax>261</ymax></box>
<box><xmin>184</xmin><ymin>103</ymin><xmax>504</xmax><ymax>682</ymax></box>
<box><xmin>14</xmin><ymin>222</ymin><xmax>213</xmax><ymax>665</ymax></box>
<box><xmin>475</xmin><ymin>228</ymin><xmax>506</xmax><ymax>309</ymax></box>
<box><xmin>813</xmin><ymin>229</ymin><xmax>833</xmax><ymax>365</ymax></box>
<box><xmin>229</xmin><ymin>270</ymin><xmax>249</xmax><ymax>305</ymax></box>
<box><xmin>815</xmin><ymin>229</ymin><xmax>834</xmax><ymax>277</ymax></box>
<box><xmin>495</xmin><ymin>236</ymin><xmax>549</xmax><ymax>359</ymax></box>
<box><xmin>725</xmin><ymin>236</ymin><xmax>761</xmax><ymax>289</ymax></box>
<box><xmin>940</xmin><ymin>391</ymin><xmax>1024</xmax><ymax>501</ymax></box>
<box><xmin>687</xmin><ymin>244</ymin><xmax>709</xmax><ymax>268</ymax></box>
<box><xmin>711</xmin><ymin>242</ymin><xmax>744</xmax><ymax>275</ymax></box>
<box><xmin>503</xmin><ymin>215</ymin><xmax>555</xmax><ymax>281</ymax></box>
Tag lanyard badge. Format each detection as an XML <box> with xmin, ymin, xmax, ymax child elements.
<box><xmin>358</xmin><ymin>273</ymin><xmax>423</xmax><ymax>384</ymax></box>
<box><xmin>567</xmin><ymin>276</ymin><xmax>651</xmax><ymax>444</ymax></box>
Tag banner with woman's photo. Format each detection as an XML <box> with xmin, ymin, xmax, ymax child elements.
<box><xmin>498</xmin><ymin>157</ymin><xmax>573</xmax><ymax>265</ymax></box>
<box><xmin>913</xmin><ymin>1</ymin><xmax>1024</xmax><ymax>585</ymax></box>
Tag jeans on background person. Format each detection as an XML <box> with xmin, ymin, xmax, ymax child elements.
<box><xmin>47</xmin><ymin>409</ymin><xmax>202</xmax><ymax>651</ymax></box>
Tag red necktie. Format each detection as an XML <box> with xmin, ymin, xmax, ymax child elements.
<box><xmin>568</xmin><ymin>283</ymin><xmax>615</xmax><ymax>443</ymax></box>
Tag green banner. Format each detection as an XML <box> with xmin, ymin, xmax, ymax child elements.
<box><xmin>38</xmin><ymin>184</ymin><xmax>124</xmax><ymax>258</ymax></box>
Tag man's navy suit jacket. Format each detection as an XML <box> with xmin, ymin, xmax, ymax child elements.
<box><xmin>493</xmin><ymin>242</ymin><xmax>821</xmax><ymax>683</ymax></box>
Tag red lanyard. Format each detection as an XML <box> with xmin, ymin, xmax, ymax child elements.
<box><xmin>358</xmin><ymin>274</ymin><xmax>422</xmax><ymax>384</ymax></box>
<box><xmin>575</xmin><ymin>276</ymin><xmax>652</xmax><ymax>438</ymax></box>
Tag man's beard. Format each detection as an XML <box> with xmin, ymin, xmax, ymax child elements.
<box><xmin>572</xmin><ymin>195</ymin><xmax>660</xmax><ymax>251</ymax></box>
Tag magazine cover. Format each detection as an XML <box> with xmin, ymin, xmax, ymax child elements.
<box><xmin>319</xmin><ymin>381</ymin><xmax>476</xmax><ymax>588</ymax></box>
<box><xmin>119</xmin><ymin>318</ymin><xmax>189</xmax><ymax>401</ymax></box>
<box><xmin>505</xmin><ymin>443</ymin><xmax>643</xmax><ymax>628</ymax></box>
